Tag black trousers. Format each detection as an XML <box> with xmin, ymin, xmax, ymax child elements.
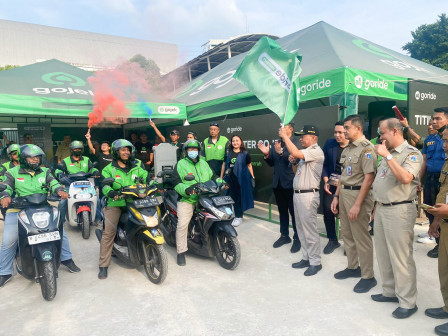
<box><xmin>322</xmin><ymin>184</ymin><xmax>338</xmax><ymax>240</ymax></box>
<box><xmin>273</xmin><ymin>187</ymin><xmax>298</xmax><ymax>239</ymax></box>
<box><xmin>424</xmin><ymin>172</ymin><xmax>441</xmax><ymax>245</ymax></box>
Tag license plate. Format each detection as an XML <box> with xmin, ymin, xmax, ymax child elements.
<box><xmin>73</xmin><ymin>183</ymin><xmax>91</xmax><ymax>188</ymax></box>
<box><xmin>28</xmin><ymin>231</ymin><xmax>61</xmax><ymax>245</ymax></box>
<box><xmin>212</xmin><ymin>196</ymin><xmax>234</xmax><ymax>206</ymax></box>
<box><xmin>134</xmin><ymin>197</ymin><xmax>159</xmax><ymax>208</ymax></box>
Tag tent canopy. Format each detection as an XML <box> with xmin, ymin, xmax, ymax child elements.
<box><xmin>174</xmin><ymin>21</ymin><xmax>448</xmax><ymax>122</ymax></box>
<box><xmin>0</xmin><ymin>59</ymin><xmax>187</xmax><ymax>119</ymax></box>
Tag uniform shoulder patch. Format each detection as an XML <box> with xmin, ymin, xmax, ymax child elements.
<box><xmin>361</xmin><ymin>141</ymin><xmax>371</xmax><ymax>147</ymax></box>
<box><xmin>408</xmin><ymin>152</ymin><xmax>420</xmax><ymax>162</ymax></box>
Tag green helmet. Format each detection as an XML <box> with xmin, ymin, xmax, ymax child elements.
<box><xmin>183</xmin><ymin>139</ymin><xmax>201</xmax><ymax>152</ymax></box>
<box><xmin>7</xmin><ymin>144</ymin><xmax>21</xmax><ymax>160</ymax></box>
<box><xmin>69</xmin><ymin>140</ymin><xmax>84</xmax><ymax>156</ymax></box>
<box><xmin>111</xmin><ymin>139</ymin><xmax>135</xmax><ymax>161</ymax></box>
<box><xmin>19</xmin><ymin>144</ymin><xmax>45</xmax><ymax>170</ymax></box>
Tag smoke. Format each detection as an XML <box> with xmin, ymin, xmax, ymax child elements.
<box><xmin>87</xmin><ymin>62</ymin><xmax>153</xmax><ymax>128</ymax></box>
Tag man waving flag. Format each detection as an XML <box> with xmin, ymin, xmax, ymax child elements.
<box><xmin>234</xmin><ymin>36</ymin><xmax>302</xmax><ymax>125</ymax></box>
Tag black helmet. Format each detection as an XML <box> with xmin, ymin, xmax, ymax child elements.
<box><xmin>69</xmin><ymin>140</ymin><xmax>84</xmax><ymax>156</ymax></box>
<box><xmin>7</xmin><ymin>144</ymin><xmax>21</xmax><ymax>161</ymax></box>
<box><xmin>19</xmin><ymin>144</ymin><xmax>45</xmax><ymax>170</ymax></box>
<box><xmin>183</xmin><ymin>139</ymin><xmax>201</xmax><ymax>153</ymax></box>
<box><xmin>111</xmin><ymin>139</ymin><xmax>135</xmax><ymax>161</ymax></box>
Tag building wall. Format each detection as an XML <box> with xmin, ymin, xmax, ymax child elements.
<box><xmin>0</xmin><ymin>19</ymin><xmax>178</xmax><ymax>74</ymax></box>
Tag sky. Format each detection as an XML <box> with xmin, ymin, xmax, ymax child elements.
<box><xmin>0</xmin><ymin>0</ymin><xmax>446</xmax><ymax>66</ymax></box>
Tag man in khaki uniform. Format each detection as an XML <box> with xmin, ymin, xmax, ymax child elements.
<box><xmin>371</xmin><ymin>118</ymin><xmax>422</xmax><ymax>319</ymax></box>
<box><xmin>425</xmin><ymin>127</ymin><xmax>448</xmax><ymax>335</ymax></box>
<box><xmin>280</xmin><ymin>125</ymin><xmax>324</xmax><ymax>276</ymax></box>
<box><xmin>331</xmin><ymin>114</ymin><xmax>377</xmax><ymax>293</ymax></box>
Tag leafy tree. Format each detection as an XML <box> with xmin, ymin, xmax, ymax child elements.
<box><xmin>402</xmin><ymin>14</ymin><xmax>448</xmax><ymax>70</ymax></box>
<box><xmin>129</xmin><ymin>54</ymin><xmax>162</xmax><ymax>91</ymax></box>
<box><xmin>0</xmin><ymin>65</ymin><xmax>19</xmax><ymax>71</ymax></box>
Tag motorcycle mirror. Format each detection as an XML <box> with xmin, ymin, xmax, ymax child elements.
<box><xmin>92</xmin><ymin>161</ymin><xmax>99</xmax><ymax>168</ymax></box>
<box><xmin>156</xmin><ymin>171</ymin><xmax>163</xmax><ymax>178</ymax></box>
<box><xmin>184</xmin><ymin>174</ymin><xmax>195</xmax><ymax>181</ymax></box>
<box><xmin>0</xmin><ymin>184</ymin><xmax>7</xmax><ymax>192</ymax></box>
<box><xmin>101</xmin><ymin>178</ymin><xmax>115</xmax><ymax>187</ymax></box>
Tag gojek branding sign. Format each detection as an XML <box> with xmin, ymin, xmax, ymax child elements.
<box><xmin>33</xmin><ymin>72</ymin><xmax>93</xmax><ymax>97</ymax></box>
<box><xmin>346</xmin><ymin>68</ymin><xmax>408</xmax><ymax>100</ymax></box>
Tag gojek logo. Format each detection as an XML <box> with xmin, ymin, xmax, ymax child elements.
<box><xmin>352</xmin><ymin>39</ymin><xmax>394</xmax><ymax>59</ymax></box>
<box><xmin>158</xmin><ymin>106</ymin><xmax>180</xmax><ymax>114</ymax></box>
<box><xmin>352</xmin><ymin>74</ymin><xmax>389</xmax><ymax>91</ymax></box>
<box><xmin>41</xmin><ymin>72</ymin><xmax>85</xmax><ymax>86</ymax></box>
<box><xmin>354</xmin><ymin>75</ymin><xmax>363</xmax><ymax>89</ymax></box>
<box><xmin>258</xmin><ymin>52</ymin><xmax>291</xmax><ymax>91</ymax></box>
<box><xmin>414</xmin><ymin>91</ymin><xmax>437</xmax><ymax>101</ymax></box>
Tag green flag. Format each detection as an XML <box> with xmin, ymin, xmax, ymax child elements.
<box><xmin>234</xmin><ymin>36</ymin><xmax>302</xmax><ymax>125</ymax></box>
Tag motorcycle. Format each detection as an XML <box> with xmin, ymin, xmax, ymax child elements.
<box><xmin>158</xmin><ymin>170</ymin><xmax>241</xmax><ymax>270</ymax></box>
<box><xmin>59</xmin><ymin>172</ymin><xmax>97</xmax><ymax>239</ymax></box>
<box><xmin>0</xmin><ymin>184</ymin><xmax>62</xmax><ymax>301</ymax></box>
<box><xmin>95</xmin><ymin>178</ymin><xmax>168</xmax><ymax>284</ymax></box>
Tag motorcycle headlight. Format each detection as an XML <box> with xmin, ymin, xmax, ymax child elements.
<box><xmin>75</xmin><ymin>193</ymin><xmax>92</xmax><ymax>200</ymax></box>
<box><xmin>19</xmin><ymin>211</ymin><xmax>30</xmax><ymax>224</ymax></box>
<box><xmin>142</xmin><ymin>214</ymin><xmax>159</xmax><ymax>227</ymax></box>
<box><xmin>209</xmin><ymin>205</ymin><xmax>227</xmax><ymax>220</ymax></box>
<box><xmin>32</xmin><ymin>212</ymin><xmax>50</xmax><ymax>229</ymax></box>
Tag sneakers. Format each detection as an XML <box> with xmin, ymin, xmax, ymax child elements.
<box><xmin>232</xmin><ymin>218</ymin><xmax>243</xmax><ymax>227</ymax></box>
<box><xmin>418</xmin><ymin>232</ymin><xmax>430</xmax><ymax>238</ymax></box>
<box><xmin>61</xmin><ymin>259</ymin><xmax>81</xmax><ymax>273</ymax></box>
<box><xmin>0</xmin><ymin>274</ymin><xmax>12</xmax><ymax>288</ymax></box>
<box><xmin>428</xmin><ymin>245</ymin><xmax>439</xmax><ymax>258</ymax></box>
<box><xmin>98</xmin><ymin>267</ymin><xmax>108</xmax><ymax>280</ymax></box>
<box><xmin>354</xmin><ymin>277</ymin><xmax>377</xmax><ymax>293</ymax></box>
<box><xmin>290</xmin><ymin>239</ymin><xmax>301</xmax><ymax>253</ymax></box>
<box><xmin>323</xmin><ymin>240</ymin><xmax>341</xmax><ymax>254</ymax></box>
<box><xmin>417</xmin><ymin>236</ymin><xmax>435</xmax><ymax>244</ymax></box>
<box><xmin>177</xmin><ymin>252</ymin><xmax>186</xmax><ymax>266</ymax></box>
<box><xmin>273</xmin><ymin>235</ymin><xmax>292</xmax><ymax>248</ymax></box>
<box><xmin>334</xmin><ymin>267</ymin><xmax>361</xmax><ymax>280</ymax></box>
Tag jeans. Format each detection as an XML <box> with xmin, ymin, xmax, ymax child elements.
<box><xmin>0</xmin><ymin>212</ymin><xmax>73</xmax><ymax>276</ymax></box>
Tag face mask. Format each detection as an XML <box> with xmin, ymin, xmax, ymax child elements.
<box><xmin>188</xmin><ymin>151</ymin><xmax>199</xmax><ymax>160</ymax></box>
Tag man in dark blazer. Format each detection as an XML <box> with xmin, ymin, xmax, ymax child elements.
<box><xmin>258</xmin><ymin>122</ymin><xmax>301</xmax><ymax>253</ymax></box>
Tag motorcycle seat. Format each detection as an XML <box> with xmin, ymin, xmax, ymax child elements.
<box><xmin>119</xmin><ymin>212</ymin><xmax>129</xmax><ymax>226</ymax></box>
<box><xmin>166</xmin><ymin>190</ymin><xmax>179</xmax><ymax>206</ymax></box>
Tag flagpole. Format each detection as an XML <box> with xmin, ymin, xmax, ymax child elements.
<box><xmin>281</xmin><ymin>84</ymin><xmax>293</xmax><ymax>127</ymax></box>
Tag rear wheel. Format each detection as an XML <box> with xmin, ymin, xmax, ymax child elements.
<box><xmin>214</xmin><ymin>231</ymin><xmax>241</xmax><ymax>270</ymax></box>
<box><xmin>38</xmin><ymin>260</ymin><xmax>57</xmax><ymax>301</ymax></box>
<box><xmin>80</xmin><ymin>211</ymin><xmax>91</xmax><ymax>239</ymax></box>
<box><xmin>143</xmin><ymin>243</ymin><xmax>168</xmax><ymax>284</ymax></box>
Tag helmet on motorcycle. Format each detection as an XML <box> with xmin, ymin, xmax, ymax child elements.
<box><xmin>7</xmin><ymin>144</ymin><xmax>21</xmax><ymax>160</ymax></box>
<box><xmin>19</xmin><ymin>144</ymin><xmax>45</xmax><ymax>171</ymax></box>
<box><xmin>183</xmin><ymin>139</ymin><xmax>201</xmax><ymax>153</ymax></box>
<box><xmin>111</xmin><ymin>139</ymin><xmax>135</xmax><ymax>161</ymax></box>
<box><xmin>69</xmin><ymin>140</ymin><xmax>84</xmax><ymax>156</ymax></box>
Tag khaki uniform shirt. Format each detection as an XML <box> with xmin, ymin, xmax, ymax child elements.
<box><xmin>55</xmin><ymin>143</ymin><xmax>71</xmax><ymax>160</ymax></box>
<box><xmin>436</xmin><ymin>160</ymin><xmax>448</xmax><ymax>205</ymax></box>
<box><xmin>372</xmin><ymin>140</ymin><xmax>422</xmax><ymax>204</ymax></box>
<box><xmin>293</xmin><ymin>143</ymin><xmax>324</xmax><ymax>190</ymax></box>
<box><xmin>340</xmin><ymin>136</ymin><xmax>377</xmax><ymax>187</ymax></box>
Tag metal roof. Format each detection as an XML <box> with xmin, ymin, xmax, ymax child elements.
<box><xmin>0</xmin><ymin>19</ymin><xmax>178</xmax><ymax>74</ymax></box>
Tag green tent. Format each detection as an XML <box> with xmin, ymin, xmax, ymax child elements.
<box><xmin>0</xmin><ymin>59</ymin><xmax>187</xmax><ymax>119</ymax></box>
<box><xmin>174</xmin><ymin>21</ymin><xmax>448</xmax><ymax>122</ymax></box>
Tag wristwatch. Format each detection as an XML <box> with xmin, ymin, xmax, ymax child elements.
<box><xmin>386</xmin><ymin>154</ymin><xmax>393</xmax><ymax>161</ymax></box>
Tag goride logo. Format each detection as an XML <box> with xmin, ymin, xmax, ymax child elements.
<box><xmin>258</xmin><ymin>53</ymin><xmax>291</xmax><ymax>91</ymax></box>
<box><xmin>414</xmin><ymin>91</ymin><xmax>436</xmax><ymax>101</ymax></box>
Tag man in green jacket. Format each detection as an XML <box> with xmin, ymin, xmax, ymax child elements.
<box><xmin>55</xmin><ymin>140</ymin><xmax>99</xmax><ymax>178</ymax></box>
<box><xmin>0</xmin><ymin>144</ymin><xmax>21</xmax><ymax>218</ymax></box>
<box><xmin>0</xmin><ymin>145</ymin><xmax>80</xmax><ymax>288</ymax></box>
<box><xmin>172</xmin><ymin>139</ymin><xmax>221</xmax><ymax>266</ymax></box>
<box><xmin>203</xmin><ymin>122</ymin><xmax>229</xmax><ymax>176</ymax></box>
<box><xmin>98</xmin><ymin>139</ymin><xmax>149</xmax><ymax>280</ymax></box>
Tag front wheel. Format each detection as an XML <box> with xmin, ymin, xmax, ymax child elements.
<box><xmin>38</xmin><ymin>260</ymin><xmax>57</xmax><ymax>301</ymax></box>
<box><xmin>214</xmin><ymin>231</ymin><xmax>241</xmax><ymax>270</ymax></box>
<box><xmin>143</xmin><ymin>243</ymin><xmax>168</xmax><ymax>284</ymax></box>
<box><xmin>80</xmin><ymin>211</ymin><xmax>91</xmax><ymax>239</ymax></box>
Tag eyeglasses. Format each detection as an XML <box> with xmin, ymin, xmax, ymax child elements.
<box><xmin>10</xmin><ymin>151</ymin><xmax>17</xmax><ymax>155</ymax></box>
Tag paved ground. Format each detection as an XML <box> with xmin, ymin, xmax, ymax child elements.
<box><xmin>0</xmin><ymin>212</ymin><xmax>444</xmax><ymax>336</ymax></box>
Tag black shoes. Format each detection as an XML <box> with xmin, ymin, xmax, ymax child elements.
<box><xmin>426</xmin><ymin>307</ymin><xmax>448</xmax><ymax>319</ymax></box>
<box><xmin>428</xmin><ymin>245</ymin><xmax>439</xmax><ymax>258</ymax></box>
<box><xmin>392</xmin><ymin>306</ymin><xmax>418</xmax><ymax>319</ymax></box>
<box><xmin>98</xmin><ymin>267</ymin><xmax>108</xmax><ymax>279</ymax></box>
<box><xmin>292</xmin><ymin>259</ymin><xmax>310</xmax><ymax>269</ymax></box>
<box><xmin>290</xmin><ymin>239</ymin><xmax>301</xmax><ymax>253</ymax></box>
<box><xmin>435</xmin><ymin>322</ymin><xmax>448</xmax><ymax>336</ymax></box>
<box><xmin>61</xmin><ymin>259</ymin><xmax>81</xmax><ymax>273</ymax></box>
<box><xmin>0</xmin><ymin>274</ymin><xmax>12</xmax><ymax>288</ymax></box>
<box><xmin>354</xmin><ymin>277</ymin><xmax>377</xmax><ymax>293</ymax></box>
<box><xmin>334</xmin><ymin>267</ymin><xmax>361</xmax><ymax>279</ymax></box>
<box><xmin>323</xmin><ymin>240</ymin><xmax>341</xmax><ymax>254</ymax></box>
<box><xmin>371</xmin><ymin>294</ymin><xmax>399</xmax><ymax>303</ymax></box>
<box><xmin>304</xmin><ymin>265</ymin><xmax>322</xmax><ymax>276</ymax></box>
<box><xmin>273</xmin><ymin>235</ymin><xmax>291</xmax><ymax>248</ymax></box>
<box><xmin>177</xmin><ymin>253</ymin><xmax>186</xmax><ymax>266</ymax></box>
